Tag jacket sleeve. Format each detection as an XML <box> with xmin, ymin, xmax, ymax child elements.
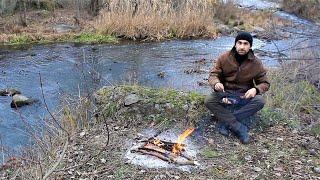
<box><xmin>208</xmin><ymin>57</ymin><xmax>222</xmax><ymax>89</ymax></box>
<box><xmin>254</xmin><ymin>63</ymin><xmax>270</xmax><ymax>94</ymax></box>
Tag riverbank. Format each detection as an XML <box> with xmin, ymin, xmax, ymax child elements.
<box><xmin>0</xmin><ymin>1</ymin><xmax>285</xmax><ymax>45</ymax></box>
<box><xmin>1</xmin><ymin>66</ymin><xmax>319</xmax><ymax>178</ymax></box>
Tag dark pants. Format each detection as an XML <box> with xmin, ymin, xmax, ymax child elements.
<box><xmin>204</xmin><ymin>91</ymin><xmax>265</xmax><ymax>128</ymax></box>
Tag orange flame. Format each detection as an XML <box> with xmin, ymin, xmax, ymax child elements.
<box><xmin>172</xmin><ymin>127</ymin><xmax>194</xmax><ymax>155</ymax></box>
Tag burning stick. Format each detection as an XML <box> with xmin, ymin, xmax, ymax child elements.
<box><xmin>131</xmin><ymin>127</ymin><xmax>198</xmax><ymax>166</ymax></box>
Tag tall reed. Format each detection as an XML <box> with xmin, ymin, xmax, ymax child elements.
<box><xmin>95</xmin><ymin>0</ymin><xmax>220</xmax><ymax>40</ymax></box>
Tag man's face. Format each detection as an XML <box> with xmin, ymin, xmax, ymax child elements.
<box><xmin>235</xmin><ymin>40</ymin><xmax>251</xmax><ymax>55</ymax></box>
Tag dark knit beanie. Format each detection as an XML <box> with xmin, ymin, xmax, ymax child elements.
<box><xmin>235</xmin><ymin>32</ymin><xmax>253</xmax><ymax>47</ymax></box>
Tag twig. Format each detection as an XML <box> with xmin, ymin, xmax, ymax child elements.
<box><xmin>39</xmin><ymin>72</ymin><xmax>70</xmax><ymax>137</ymax></box>
<box><xmin>54</xmin><ymin>113</ymin><xmax>110</xmax><ymax>172</ymax></box>
<box><xmin>42</xmin><ymin>139</ymin><xmax>69</xmax><ymax>180</ymax></box>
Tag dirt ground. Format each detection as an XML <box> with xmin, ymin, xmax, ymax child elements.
<box><xmin>48</xmin><ymin>117</ymin><xmax>320</xmax><ymax>179</ymax></box>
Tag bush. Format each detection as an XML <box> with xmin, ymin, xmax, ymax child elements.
<box><xmin>281</xmin><ymin>0</ymin><xmax>320</xmax><ymax>22</ymax></box>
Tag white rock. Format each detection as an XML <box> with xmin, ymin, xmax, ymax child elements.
<box><xmin>253</xmin><ymin>167</ymin><xmax>262</xmax><ymax>172</ymax></box>
<box><xmin>314</xmin><ymin>167</ymin><xmax>320</xmax><ymax>174</ymax></box>
<box><xmin>100</xmin><ymin>158</ymin><xmax>106</xmax><ymax>163</ymax></box>
<box><xmin>124</xmin><ymin>94</ymin><xmax>140</xmax><ymax>106</ymax></box>
<box><xmin>79</xmin><ymin>131</ymin><xmax>86</xmax><ymax>137</ymax></box>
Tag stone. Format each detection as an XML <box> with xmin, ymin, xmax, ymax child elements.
<box><xmin>244</xmin><ymin>155</ymin><xmax>252</xmax><ymax>161</ymax></box>
<box><xmin>253</xmin><ymin>167</ymin><xmax>262</xmax><ymax>172</ymax></box>
<box><xmin>276</xmin><ymin>137</ymin><xmax>284</xmax><ymax>141</ymax></box>
<box><xmin>10</xmin><ymin>94</ymin><xmax>38</xmax><ymax>108</ymax></box>
<box><xmin>309</xmin><ymin>149</ymin><xmax>317</xmax><ymax>156</ymax></box>
<box><xmin>124</xmin><ymin>94</ymin><xmax>140</xmax><ymax>106</ymax></box>
<box><xmin>54</xmin><ymin>24</ymin><xmax>78</xmax><ymax>33</ymax></box>
<box><xmin>100</xmin><ymin>158</ymin><xmax>106</xmax><ymax>163</ymax></box>
<box><xmin>0</xmin><ymin>88</ymin><xmax>21</xmax><ymax>96</ymax></box>
<box><xmin>314</xmin><ymin>167</ymin><xmax>320</xmax><ymax>174</ymax></box>
<box><xmin>79</xmin><ymin>131</ymin><xmax>86</xmax><ymax>137</ymax></box>
<box><xmin>165</xmin><ymin>103</ymin><xmax>174</xmax><ymax>110</ymax></box>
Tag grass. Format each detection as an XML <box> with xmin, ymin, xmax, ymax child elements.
<box><xmin>201</xmin><ymin>148</ymin><xmax>220</xmax><ymax>158</ymax></box>
<box><xmin>264</xmin><ymin>65</ymin><xmax>320</xmax><ymax>128</ymax></box>
<box><xmin>4</xmin><ymin>33</ymin><xmax>117</xmax><ymax>45</ymax></box>
<box><xmin>281</xmin><ymin>0</ymin><xmax>320</xmax><ymax>22</ymax></box>
<box><xmin>96</xmin><ymin>85</ymin><xmax>206</xmax><ymax>128</ymax></box>
<box><xmin>94</xmin><ymin>0</ymin><xmax>279</xmax><ymax>40</ymax></box>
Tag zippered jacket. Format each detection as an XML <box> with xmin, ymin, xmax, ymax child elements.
<box><xmin>208</xmin><ymin>48</ymin><xmax>270</xmax><ymax>94</ymax></box>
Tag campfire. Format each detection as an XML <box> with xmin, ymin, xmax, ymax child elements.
<box><xmin>131</xmin><ymin>127</ymin><xmax>199</xmax><ymax>165</ymax></box>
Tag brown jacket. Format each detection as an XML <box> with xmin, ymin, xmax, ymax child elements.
<box><xmin>208</xmin><ymin>49</ymin><xmax>270</xmax><ymax>94</ymax></box>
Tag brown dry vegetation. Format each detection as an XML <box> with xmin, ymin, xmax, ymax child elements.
<box><xmin>0</xmin><ymin>0</ymin><xmax>285</xmax><ymax>44</ymax></box>
<box><xmin>94</xmin><ymin>0</ymin><xmax>284</xmax><ymax>40</ymax></box>
<box><xmin>282</xmin><ymin>0</ymin><xmax>320</xmax><ymax>22</ymax></box>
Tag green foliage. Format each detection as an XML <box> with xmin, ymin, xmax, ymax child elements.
<box><xmin>311</xmin><ymin>124</ymin><xmax>320</xmax><ymax>136</ymax></box>
<box><xmin>73</xmin><ymin>33</ymin><xmax>117</xmax><ymax>43</ymax></box>
<box><xmin>266</xmin><ymin>71</ymin><xmax>320</xmax><ymax>127</ymax></box>
<box><xmin>96</xmin><ymin>85</ymin><xmax>206</xmax><ymax>127</ymax></box>
<box><xmin>102</xmin><ymin>102</ymin><xmax>118</xmax><ymax>118</ymax></box>
<box><xmin>259</xmin><ymin>107</ymin><xmax>286</xmax><ymax>127</ymax></box>
<box><xmin>114</xmin><ymin>166</ymin><xmax>128</xmax><ymax>180</ymax></box>
<box><xmin>8</xmin><ymin>34</ymin><xmax>33</xmax><ymax>45</ymax></box>
<box><xmin>202</xmin><ymin>148</ymin><xmax>220</xmax><ymax>158</ymax></box>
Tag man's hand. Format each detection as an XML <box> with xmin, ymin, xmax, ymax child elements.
<box><xmin>241</xmin><ymin>88</ymin><xmax>257</xmax><ymax>99</ymax></box>
<box><xmin>214</xmin><ymin>83</ymin><xmax>225</xmax><ymax>92</ymax></box>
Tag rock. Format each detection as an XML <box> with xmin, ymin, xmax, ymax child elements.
<box><xmin>309</xmin><ymin>149</ymin><xmax>317</xmax><ymax>156</ymax></box>
<box><xmin>275</xmin><ymin>173</ymin><xmax>281</xmax><ymax>177</ymax></box>
<box><xmin>164</xmin><ymin>103</ymin><xmax>174</xmax><ymax>110</ymax></box>
<box><xmin>124</xmin><ymin>94</ymin><xmax>140</xmax><ymax>106</ymax></box>
<box><xmin>154</xmin><ymin>104</ymin><xmax>161</xmax><ymax>111</ymax></box>
<box><xmin>276</xmin><ymin>137</ymin><xmax>284</xmax><ymax>142</ymax></box>
<box><xmin>194</xmin><ymin>58</ymin><xmax>206</xmax><ymax>64</ymax></box>
<box><xmin>244</xmin><ymin>155</ymin><xmax>252</xmax><ymax>161</ymax></box>
<box><xmin>157</xmin><ymin>72</ymin><xmax>165</xmax><ymax>78</ymax></box>
<box><xmin>217</xmin><ymin>24</ymin><xmax>232</xmax><ymax>35</ymax></box>
<box><xmin>53</xmin><ymin>24</ymin><xmax>78</xmax><ymax>33</ymax></box>
<box><xmin>182</xmin><ymin>104</ymin><xmax>189</xmax><ymax>111</ymax></box>
<box><xmin>253</xmin><ymin>167</ymin><xmax>262</xmax><ymax>172</ymax></box>
<box><xmin>197</xmin><ymin>81</ymin><xmax>209</xmax><ymax>86</ymax></box>
<box><xmin>79</xmin><ymin>131</ymin><xmax>86</xmax><ymax>137</ymax></box>
<box><xmin>314</xmin><ymin>167</ymin><xmax>320</xmax><ymax>174</ymax></box>
<box><xmin>0</xmin><ymin>88</ymin><xmax>21</xmax><ymax>96</ymax></box>
<box><xmin>100</xmin><ymin>158</ymin><xmax>106</xmax><ymax>163</ymax></box>
<box><xmin>10</xmin><ymin>94</ymin><xmax>38</xmax><ymax>108</ymax></box>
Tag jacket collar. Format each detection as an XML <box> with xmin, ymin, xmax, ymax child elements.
<box><xmin>230</xmin><ymin>46</ymin><xmax>255</xmax><ymax>61</ymax></box>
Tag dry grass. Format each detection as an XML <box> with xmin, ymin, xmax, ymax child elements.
<box><xmin>95</xmin><ymin>0</ymin><xmax>220</xmax><ymax>40</ymax></box>
<box><xmin>281</xmin><ymin>0</ymin><xmax>320</xmax><ymax>22</ymax></box>
<box><xmin>95</xmin><ymin>0</ymin><xmax>285</xmax><ymax>40</ymax></box>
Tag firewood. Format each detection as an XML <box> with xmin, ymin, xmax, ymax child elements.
<box><xmin>133</xmin><ymin>149</ymin><xmax>172</xmax><ymax>162</ymax></box>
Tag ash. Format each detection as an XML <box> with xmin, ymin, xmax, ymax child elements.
<box><xmin>124</xmin><ymin>128</ymin><xmax>201</xmax><ymax>172</ymax></box>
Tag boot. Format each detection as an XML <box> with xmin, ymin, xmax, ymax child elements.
<box><xmin>216</xmin><ymin>121</ymin><xmax>229</xmax><ymax>136</ymax></box>
<box><xmin>230</xmin><ymin>121</ymin><xmax>249</xmax><ymax>144</ymax></box>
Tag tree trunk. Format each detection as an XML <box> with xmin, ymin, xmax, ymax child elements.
<box><xmin>89</xmin><ymin>0</ymin><xmax>99</xmax><ymax>16</ymax></box>
<box><xmin>19</xmin><ymin>0</ymin><xmax>28</xmax><ymax>27</ymax></box>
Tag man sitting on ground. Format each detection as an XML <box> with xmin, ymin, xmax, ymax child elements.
<box><xmin>204</xmin><ymin>32</ymin><xmax>270</xmax><ymax>144</ymax></box>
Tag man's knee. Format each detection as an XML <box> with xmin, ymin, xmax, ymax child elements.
<box><xmin>252</xmin><ymin>95</ymin><xmax>265</xmax><ymax>108</ymax></box>
<box><xmin>204</xmin><ymin>93</ymin><xmax>220</xmax><ymax>109</ymax></box>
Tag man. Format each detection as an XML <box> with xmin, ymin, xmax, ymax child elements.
<box><xmin>204</xmin><ymin>32</ymin><xmax>270</xmax><ymax>144</ymax></box>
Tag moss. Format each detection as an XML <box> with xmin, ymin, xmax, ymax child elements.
<box><xmin>96</xmin><ymin>85</ymin><xmax>206</xmax><ymax>127</ymax></box>
<box><xmin>73</xmin><ymin>33</ymin><xmax>117</xmax><ymax>44</ymax></box>
<box><xmin>202</xmin><ymin>148</ymin><xmax>220</xmax><ymax>158</ymax></box>
<box><xmin>5</xmin><ymin>33</ymin><xmax>117</xmax><ymax>46</ymax></box>
<box><xmin>311</xmin><ymin>124</ymin><xmax>320</xmax><ymax>136</ymax></box>
<box><xmin>8</xmin><ymin>34</ymin><xmax>33</xmax><ymax>45</ymax></box>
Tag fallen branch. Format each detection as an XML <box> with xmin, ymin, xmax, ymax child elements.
<box><xmin>42</xmin><ymin>139</ymin><xmax>69</xmax><ymax>180</ymax></box>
